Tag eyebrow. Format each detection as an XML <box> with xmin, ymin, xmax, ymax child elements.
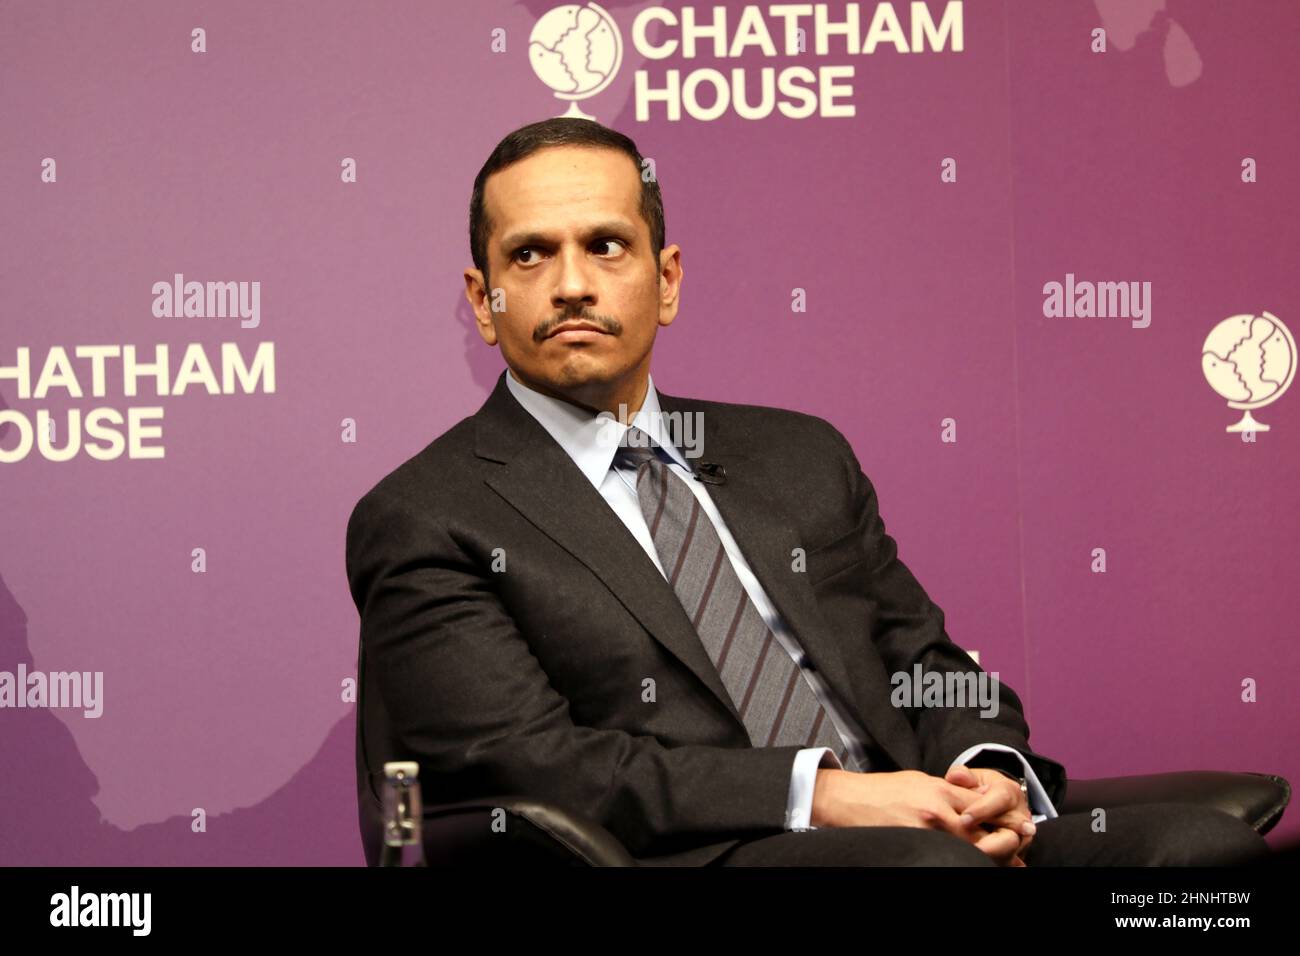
<box><xmin>499</xmin><ymin>220</ymin><xmax>637</xmax><ymax>255</ymax></box>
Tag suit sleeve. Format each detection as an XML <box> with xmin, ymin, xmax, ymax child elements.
<box><xmin>821</xmin><ymin>423</ymin><xmax>1068</xmax><ymax>809</ymax></box>
<box><xmin>345</xmin><ymin>486</ymin><xmax>806</xmax><ymax>858</ymax></box>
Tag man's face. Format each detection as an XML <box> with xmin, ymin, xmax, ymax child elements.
<box><xmin>465</xmin><ymin>145</ymin><xmax>681</xmax><ymax>413</ymax></box>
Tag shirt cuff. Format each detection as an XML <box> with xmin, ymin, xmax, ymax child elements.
<box><xmin>785</xmin><ymin>747</ymin><xmax>843</xmax><ymax>831</ymax></box>
<box><xmin>948</xmin><ymin>742</ymin><xmax>1059</xmax><ymax>823</ymax></box>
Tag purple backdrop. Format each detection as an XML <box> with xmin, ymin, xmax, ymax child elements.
<box><xmin>1</xmin><ymin>0</ymin><xmax>1295</xmax><ymax>865</ymax></box>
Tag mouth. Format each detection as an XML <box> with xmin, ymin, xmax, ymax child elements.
<box><xmin>548</xmin><ymin>322</ymin><xmax>609</xmax><ymax>339</ymax></box>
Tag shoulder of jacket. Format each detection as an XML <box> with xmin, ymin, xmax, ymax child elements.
<box><xmin>670</xmin><ymin>394</ymin><xmax>843</xmax><ymax>440</ymax></box>
<box><xmin>346</xmin><ymin>416</ymin><xmax>478</xmax><ymax>531</ymax></box>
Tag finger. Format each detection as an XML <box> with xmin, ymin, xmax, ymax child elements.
<box><xmin>959</xmin><ymin>786</ymin><xmax>1018</xmax><ymax>827</ymax></box>
<box><xmin>974</xmin><ymin>826</ymin><xmax>1021</xmax><ymax>864</ymax></box>
<box><xmin>944</xmin><ymin>764</ymin><xmax>980</xmax><ymax>789</ymax></box>
<box><xmin>940</xmin><ymin>782</ymin><xmax>988</xmax><ymax>814</ymax></box>
<box><xmin>943</xmin><ymin>767</ymin><xmax>995</xmax><ymax>806</ymax></box>
<box><xmin>920</xmin><ymin>804</ymin><xmax>985</xmax><ymax>843</ymax></box>
<box><xmin>958</xmin><ymin>773</ymin><xmax>1029</xmax><ymax>826</ymax></box>
<box><xmin>980</xmin><ymin>807</ymin><xmax>1036</xmax><ymax>837</ymax></box>
<box><xmin>989</xmin><ymin>821</ymin><xmax>1035</xmax><ymax>854</ymax></box>
<box><xmin>975</xmin><ymin>828</ymin><xmax>1021</xmax><ymax>866</ymax></box>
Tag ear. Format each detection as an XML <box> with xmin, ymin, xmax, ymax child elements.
<box><xmin>657</xmin><ymin>244</ymin><xmax>682</xmax><ymax>328</ymax></box>
<box><xmin>464</xmin><ymin>268</ymin><xmax>498</xmax><ymax>345</ymax></box>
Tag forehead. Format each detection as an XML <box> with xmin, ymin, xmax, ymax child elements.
<box><xmin>484</xmin><ymin>145</ymin><xmax>643</xmax><ymax>240</ymax></box>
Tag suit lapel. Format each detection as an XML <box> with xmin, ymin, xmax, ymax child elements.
<box><xmin>473</xmin><ymin>370</ymin><xmax>915</xmax><ymax>769</ymax></box>
<box><xmin>475</xmin><ymin>372</ymin><xmax>748</xmax><ymax>731</ymax></box>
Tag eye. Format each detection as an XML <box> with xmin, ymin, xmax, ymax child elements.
<box><xmin>512</xmin><ymin>239</ymin><xmax>627</xmax><ymax>266</ymax></box>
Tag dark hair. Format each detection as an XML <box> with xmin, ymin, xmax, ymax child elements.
<box><xmin>469</xmin><ymin>118</ymin><xmax>665</xmax><ymax>290</ymax></box>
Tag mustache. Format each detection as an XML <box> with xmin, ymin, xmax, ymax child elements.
<box><xmin>536</xmin><ymin>310</ymin><xmax>622</xmax><ymax>341</ymax></box>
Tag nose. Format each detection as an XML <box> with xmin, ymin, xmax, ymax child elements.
<box><xmin>552</xmin><ymin>244</ymin><xmax>597</xmax><ymax>311</ymax></box>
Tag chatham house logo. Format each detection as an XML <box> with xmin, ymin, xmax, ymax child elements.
<box><xmin>529</xmin><ymin>3</ymin><xmax>623</xmax><ymax>120</ymax></box>
<box><xmin>1201</xmin><ymin>311</ymin><xmax>1295</xmax><ymax>432</ymax></box>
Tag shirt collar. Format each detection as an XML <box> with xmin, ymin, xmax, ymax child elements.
<box><xmin>504</xmin><ymin>369</ymin><xmax>690</xmax><ymax>488</ymax></box>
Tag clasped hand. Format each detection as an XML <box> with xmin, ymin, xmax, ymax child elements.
<box><xmin>810</xmin><ymin>764</ymin><xmax>1036</xmax><ymax>866</ymax></box>
<box><xmin>944</xmin><ymin>764</ymin><xmax>1035</xmax><ymax>866</ymax></box>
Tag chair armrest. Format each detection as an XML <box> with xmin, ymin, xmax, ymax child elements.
<box><xmin>418</xmin><ymin>796</ymin><xmax>637</xmax><ymax>866</ymax></box>
<box><xmin>1057</xmin><ymin>771</ymin><xmax>1290</xmax><ymax>835</ymax></box>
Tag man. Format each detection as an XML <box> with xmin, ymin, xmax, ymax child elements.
<box><xmin>344</xmin><ymin>118</ymin><xmax>1269</xmax><ymax>866</ymax></box>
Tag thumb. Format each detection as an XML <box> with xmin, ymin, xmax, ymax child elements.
<box><xmin>945</xmin><ymin>764</ymin><xmax>981</xmax><ymax>789</ymax></box>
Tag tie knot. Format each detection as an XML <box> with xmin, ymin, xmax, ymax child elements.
<box><xmin>615</xmin><ymin>425</ymin><xmax>663</xmax><ymax>467</ymax></box>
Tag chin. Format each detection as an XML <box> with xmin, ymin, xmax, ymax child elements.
<box><xmin>552</xmin><ymin>354</ymin><xmax>618</xmax><ymax>379</ymax></box>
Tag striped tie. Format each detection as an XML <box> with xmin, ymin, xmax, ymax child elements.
<box><xmin>616</xmin><ymin>426</ymin><xmax>852</xmax><ymax>765</ymax></box>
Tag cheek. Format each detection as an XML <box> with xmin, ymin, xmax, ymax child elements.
<box><xmin>497</xmin><ymin>298</ymin><xmax>542</xmax><ymax>346</ymax></box>
<box><xmin>620</xmin><ymin>286</ymin><xmax>662</xmax><ymax>332</ymax></box>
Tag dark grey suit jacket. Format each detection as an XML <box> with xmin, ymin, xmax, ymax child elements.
<box><xmin>345</xmin><ymin>369</ymin><xmax>1066</xmax><ymax>865</ymax></box>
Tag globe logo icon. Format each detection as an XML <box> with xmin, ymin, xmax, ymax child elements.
<box><xmin>529</xmin><ymin>3</ymin><xmax>623</xmax><ymax>121</ymax></box>
<box><xmin>1202</xmin><ymin>311</ymin><xmax>1295</xmax><ymax>432</ymax></box>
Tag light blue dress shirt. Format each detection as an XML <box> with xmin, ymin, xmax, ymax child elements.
<box><xmin>504</xmin><ymin>370</ymin><xmax>1057</xmax><ymax>831</ymax></box>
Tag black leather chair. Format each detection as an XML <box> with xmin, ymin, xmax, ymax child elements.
<box><xmin>356</xmin><ymin>656</ymin><xmax>1290</xmax><ymax>866</ymax></box>
<box><xmin>357</xmin><ymin>773</ymin><xmax>1289</xmax><ymax>867</ymax></box>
